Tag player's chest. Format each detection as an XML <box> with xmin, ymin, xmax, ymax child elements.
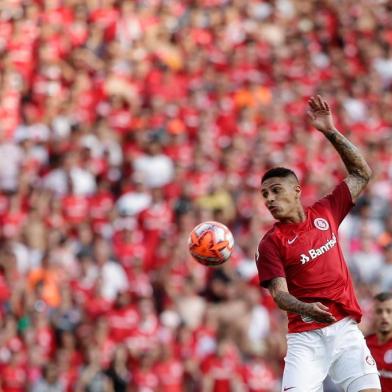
<box><xmin>278</xmin><ymin>216</ymin><xmax>337</xmax><ymax>268</ymax></box>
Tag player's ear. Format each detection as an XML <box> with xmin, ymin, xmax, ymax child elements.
<box><xmin>295</xmin><ymin>184</ymin><xmax>301</xmax><ymax>199</ymax></box>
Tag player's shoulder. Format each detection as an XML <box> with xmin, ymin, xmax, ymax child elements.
<box><xmin>258</xmin><ymin>226</ymin><xmax>278</xmax><ymax>245</ymax></box>
<box><xmin>257</xmin><ymin>226</ymin><xmax>281</xmax><ymax>254</ymax></box>
<box><xmin>310</xmin><ymin>192</ymin><xmax>331</xmax><ymax>212</ymax></box>
<box><xmin>311</xmin><ymin>181</ymin><xmax>350</xmax><ymax>209</ymax></box>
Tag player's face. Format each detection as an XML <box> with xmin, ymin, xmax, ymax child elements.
<box><xmin>261</xmin><ymin>177</ymin><xmax>300</xmax><ymax>220</ymax></box>
<box><xmin>374</xmin><ymin>299</ymin><xmax>392</xmax><ymax>334</ymax></box>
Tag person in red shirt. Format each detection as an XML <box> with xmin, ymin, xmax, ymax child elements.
<box><xmin>255</xmin><ymin>96</ymin><xmax>380</xmax><ymax>391</ymax></box>
<box><xmin>200</xmin><ymin>337</ymin><xmax>244</xmax><ymax>392</ymax></box>
<box><xmin>0</xmin><ymin>351</ymin><xmax>27</xmax><ymax>392</ymax></box>
<box><xmin>155</xmin><ymin>344</ymin><xmax>184</xmax><ymax>392</ymax></box>
<box><xmin>131</xmin><ymin>352</ymin><xmax>159</xmax><ymax>392</ymax></box>
<box><xmin>366</xmin><ymin>292</ymin><xmax>392</xmax><ymax>391</ymax></box>
<box><xmin>107</xmin><ymin>291</ymin><xmax>139</xmax><ymax>343</ymax></box>
<box><xmin>241</xmin><ymin>350</ymin><xmax>279</xmax><ymax>392</ymax></box>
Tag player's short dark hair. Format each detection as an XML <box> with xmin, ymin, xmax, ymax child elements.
<box><xmin>261</xmin><ymin>167</ymin><xmax>299</xmax><ymax>184</ymax></box>
<box><xmin>374</xmin><ymin>292</ymin><xmax>392</xmax><ymax>302</ymax></box>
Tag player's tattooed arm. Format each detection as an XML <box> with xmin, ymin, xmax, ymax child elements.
<box><xmin>268</xmin><ymin>277</ymin><xmax>309</xmax><ymax>314</ymax></box>
<box><xmin>268</xmin><ymin>277</ymin><xmax>336</xmax><ymax>323</ymax></box>
<box><xmin>308</xmin><ymin>95</ymin><xmax>372</xmax><ymax>201</ymax></box>
<box><xmin>325</xmin><ymin>131</ymin><xmax>371</xmax><ymax>201</ymax></box>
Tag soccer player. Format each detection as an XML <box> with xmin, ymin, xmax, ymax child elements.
<box><xmin>255</xmin><ymin>96</ymin><xmax>380</xmax><ymax>392</ymax></box>
<box><xmin>366</xmin><ymin>292</ymin><xmax>392</xmax><ymax>391</ymax></box>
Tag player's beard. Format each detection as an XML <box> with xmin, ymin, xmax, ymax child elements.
<box><xmin>379</xmin><ymin>323</ymin><xmax>392</xmax><ymax>335</ymax></box>
<box><xmin>269</xmin><ymin>206</ymin><xmax>283</xmax><ymax>218</ymax></box>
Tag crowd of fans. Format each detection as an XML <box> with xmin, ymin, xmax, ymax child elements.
<box><xmin>0</xmin><ymin>0</ymin><xmax>391</xmax><ymax>391</ymax></box>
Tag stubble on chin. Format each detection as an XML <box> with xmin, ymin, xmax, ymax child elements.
<box><xmin>379</xmin><ymin>327</ymin><xmax>392</xmax><ymax>335</ymax></box>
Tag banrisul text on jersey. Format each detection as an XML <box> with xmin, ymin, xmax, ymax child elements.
<box><xmin>300</xmin><ymin>234</ymin><xmax>337</xmax><ymax>264</ymax></box>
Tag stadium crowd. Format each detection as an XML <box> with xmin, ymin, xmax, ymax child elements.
<box><xmin>0</xmin><ymin>0</ymin><xmax>391</xmax><ymax>390</ymax></box>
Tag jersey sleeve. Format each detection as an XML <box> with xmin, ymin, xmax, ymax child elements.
<box><xmin>255</xmin><ymin>236</ymin><xmax>285</xmax><ymax>288</ymax></box>
<box><xmin>313</xmin><ymin>181</ymin><xmax>354</xmax><ymax>227</ymax></box>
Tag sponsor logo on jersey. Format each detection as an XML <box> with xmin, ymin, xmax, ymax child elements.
<box><xmin>300</xmin><ymin>254</ymin><xmax>310</xmax><ymax>264</ymax></box>
<box><xmin>288</xmin><ymin>235</ymin><xmax>298</xmax><ymax>245</ymax></box>
<box><xmin>314</xmin><ymin>218</ymin><xmax>329</xmax><ymax>231</ymax></box>
<box><xmin>299</xmin><ymin>234</ymin><xmax>337</xmax><ymax>264</ymax></box>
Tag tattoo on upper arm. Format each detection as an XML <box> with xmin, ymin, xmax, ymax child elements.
<box><xmin>344</xmin><ymin>175</ymin><xmax>368</xmax><ymax>201</ymax></box>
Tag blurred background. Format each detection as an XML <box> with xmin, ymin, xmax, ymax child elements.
<box><xmin>0</xmin><ymin>0</ymin><xmax>391</xmax><ymax>391</ymax></box>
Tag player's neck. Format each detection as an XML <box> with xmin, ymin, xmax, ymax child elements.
<box><xmin>377</xmin><ymin>330</ymin><xmax>392</xmax><ymax>344</ymax></box>
<box><xmin>280</xmin><ymin>206</ymin><xmax>306</xmax><ymax>224</ymax></box>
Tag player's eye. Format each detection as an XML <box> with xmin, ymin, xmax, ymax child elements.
<box><xmin>272</xmin><ymin>188</ymin><xmax>281</xmax><ymax>193</ymax></box>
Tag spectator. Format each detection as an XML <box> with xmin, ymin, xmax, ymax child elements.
<box><xmin>92</xmin><ymin>236</ymin><xmax>128</xmax><ymax>302</ymax></box>
<box><xmin>75</xmin><ymin>347</ymin><xmax>112</xmax><ymax>392</ymax></box>
<box><xmin>105</xmin><ymin>345</ymin><xmax>130</xmax><ymax>392</ymax></box>
<box><xmin>379</xmin><ymin>244</ymin><xmax>392</xmax><ymax>291</ymax></box>
<box><xmin>30</xmin><ymin>363</ymin><xmax>64</xmax><ymax>392</ymax></box>
<box><xmin>133</xmin><ymin>140</ymin><xmax>174</xmax><ymax>189</ymax></box>
<box><xmin>348</xmin><ymin>228</ymin><xmax>384</xmax><ymax>284</ymax></box>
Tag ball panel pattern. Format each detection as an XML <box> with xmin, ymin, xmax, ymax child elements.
<box><xmin>188</xmin><ymin>221</ymin><xmax>234</xmax><ymax>266</ymax></box>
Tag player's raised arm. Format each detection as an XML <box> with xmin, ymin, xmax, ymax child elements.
<box><xmin>308</xmin><ymin>95</ymin><xmax>372</xmax><ymax>202</ymax></box>
<box><xmin>268</xmin><ymin>277</ymin><xmax>336</xmax><ymax>324</ymax></box>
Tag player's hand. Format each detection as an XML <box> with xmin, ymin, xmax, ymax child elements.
<box><xmin>308</xmin><ymin>95</ymin><xmax>336</xmax><ymax>134</ymax></box>
<box><xmin>304</xmin><ymin>302</ymin><xmax>337</xmax><ymax>324</ymax></box>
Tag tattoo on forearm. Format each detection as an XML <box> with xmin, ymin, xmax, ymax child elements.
<box><xmin>274</xmin><ymin>291</ymin><xmax>310</xmax><ymax>315</ymax></box>
<box><xmin>325</xmin><ymin>131</ymin><xmax>370</xmax><ymax>179</ymax></box>
<box><xmin>268</xmin><ymin>278</ymin><xmax>309</xmax><ymax>315</ymax></box>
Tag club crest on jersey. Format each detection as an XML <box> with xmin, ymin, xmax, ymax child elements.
<box><xmin>384</xmin><ymin>350</ymin><xmax>392</xmax><ymax>364</ymax></box>
<box><xmin>314</xmin><ymin>218</ymin><xmax>329</xmax><ymax>231</ymax></box>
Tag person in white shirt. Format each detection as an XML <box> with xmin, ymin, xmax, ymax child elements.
<box><xmin>133</xmin><ymin>141</ymin><xmax>174</xmax><ymax>188</ymax></box>
<box><xmin>92</xmin><ymin>236</ymin><xmax>128</xmax><ymax>301</ymax></box>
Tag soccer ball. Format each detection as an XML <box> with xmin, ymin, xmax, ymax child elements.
<box><xmin>188</xmin><ymin>221</ymin><xmax>234</xmax><ymax>266</ymax></box>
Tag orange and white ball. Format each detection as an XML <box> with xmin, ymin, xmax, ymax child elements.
<box><xmin>188</xmin><ymin>221</ymin><xmax>234</xmax><ymax>266</ymax></box>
